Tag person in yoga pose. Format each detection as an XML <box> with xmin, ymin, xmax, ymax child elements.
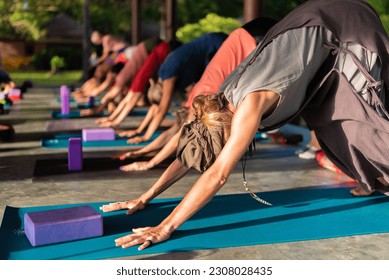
<box><xmin>101</xmin><ymin>0</ymin><xmax>389</xmax><ymax>250</ymax></box>
<box><xmin>80</xmin><ymin>38</ymin><xmax>179</xmax><ymax>118</ymax></box>
<box><xmin>97</xmin><ymin>32</ymin><xmax>228</xmax><ymax>146</ymax></box>
<box><xmin>117</xmin><ymin>17</ymin><xmax>277</xmax><ymax>171</ymax></box>
<box><xmin>72</xmin><ymin>31</ymin><xmax>129</xmax><ymax>102</ymax></box>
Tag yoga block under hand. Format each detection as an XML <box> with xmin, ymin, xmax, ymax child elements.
<box><xmin>68</xmin><ymin>138</ymin><xmax>83</xmax><ymax>171</ymax></box>
<box><xmin>82</xmin><ymin>128</ymin><xmax>115</xmax><ymax>141</ymax></box>
<box><xmin>24</xmin><ymin>206</ymin><xmax>103</xmax><ymax>247</ymax></box>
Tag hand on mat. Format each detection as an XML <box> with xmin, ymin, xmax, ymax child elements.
<box><xmin>117</xmin><ymin>150</ymin><xmax>142</xmax><ymax>160</ymax></box>
<box><xmin>99</xmin><ymin>198</ymin><xmax>146</xmax><ymax>215</ymax></box>
<box><xmin>95</xmin><ymin>117</ymin><xmax>109</xmax><ymax>124</ymax></box>
<box><xmin>99</xmin><ymin>120</ymin><xmax>117</xmax><ymax>128</ymax></box>
<box><xmin>127</xmin><ymin>135</ymin><xmax>149</xmax><ymax>144</ymax></box>
<box><xmin>120</xmin><ymin>161</ymin><xmax>154</xmax><ymax>171</ymax></box>
<box><xmin>118</xmin><ymin>129</ymin><xmax>139</xmax><ymax>138</ymax></box>
<box><xmin>115</xmin><ymin>225</ymin><xmax>171</xmax><ymax>250</ymax></box>
<box><xmin>80</xmin><ymin>108</ymin><xmax>95</xmax><ymax>116</ymax></box>
<box><xmin>74</xmin><ymin>95</ymin><xmax>89</xmax><ymax>103</ymax></box>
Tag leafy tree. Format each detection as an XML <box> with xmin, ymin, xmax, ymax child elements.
<box><xmin>176</xmin><ymin>13</ymin><xmax>241</xmax><ymax>43</ymax></box>
<box><xmin>368</xmin><ymin>0</ymin><xmax>389</xmax><ymax>34</ymax></box>
<box><xmin>50</xmin><ymin>55</ymin><xmax>65</xmax><ymax>73</ymax></box>
<box><xmin>176</xmin><ymin>0</ymin><xmax>243</xmax><ymax>25</ymax></box>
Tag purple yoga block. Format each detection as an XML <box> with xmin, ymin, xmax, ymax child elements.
<box><xmin>60</xmin><ymin>85</ymin><xmax>70</xmax><ymax>115</ymax></box>
<box><xmin>82</xmin><ymin>128</ymin><xmax>115</xmax><ymax>141</ymax></box>
<box><xmin>24</xmin><ymin>206</ymin><xmax>103</xmax><ymax>247</ymax></box>
<box><xmin>68</xmin><ymin>138</ymin><xmax>83</xmax><ymax>171</ymax></box>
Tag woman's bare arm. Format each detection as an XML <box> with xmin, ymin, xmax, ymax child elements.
<box><xmin>128</xmin><ymin>77</ymin><xmax>176</xmax><ymax>144</ymax></box>
<box><xmin>118</xmin><ymin>123</ymin><xmax>180</xmax><ymax>159</ymax></box>
<box><xmin>114</xmin><ymin>90</ymin><xmax>279</xmax><ymax>250</ymax></box>
<box><xmin>120</xmin><ymin>128</ymin><xmax>181</xmax><ymax>171</ymax></box>
<box><xmin>100</xmin><ymin>159</ymin><xmax>190</xmax><ymax>213</ymax></box>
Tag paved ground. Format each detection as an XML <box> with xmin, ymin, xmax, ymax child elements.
<box><xmin>1</xmin><ymin>87</ymin><xmax>389</xmax><ymax>260</ymax></box>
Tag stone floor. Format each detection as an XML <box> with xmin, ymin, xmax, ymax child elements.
<box><xmin>1</xmin><ymin>87</ymin><xmax>389</xmax><ymax>260</ymax></box>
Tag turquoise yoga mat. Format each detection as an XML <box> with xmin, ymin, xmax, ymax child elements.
<box><xmin>51</xmin><ymin>109</ymin><xmax>174</xmax><ymax>119</ymax></box>
<box><xmin>41</xmin><ymin>131</ymin><xmax>163</xmax><ymax>148</ymax></box>
<box><xmin>41</xmin><ymin>131</ymin><xmax>267</xmax><ymax>149</ymax></box>
<box><xmin>1</xmin><ymin>187</ymin><xmax>389</xmax><ymax>260</ymax></box>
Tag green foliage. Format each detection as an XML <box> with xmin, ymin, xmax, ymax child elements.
<box><xmin>262</xmin><ymin>0</ymin><xmax>306</xmax><ymax>20</ymax></box>
<box><xmin>176</xmin><ymin>13</ymin><xmax>241</xmax><ymax>43</ymax></box>
<box><xmin>176</xmin><ymin>0</ymin><xmax>243</xmax><ymax>25</ymax></box>
<box><xmin>9</xmin><ymin>70</ymin><xmax>82</xmax><ymax>87</ymax></box>
<box><xmin>50</xmin><ymin>56</ymin><xmax>66</xmax><ymax>71</ymax></box>
<box><xmin>368</xmin><ymin>0</ymin><xmax>389</xmax><ymax>34</ymax></box>
<box><xmin>30</xmin><ymin>46</ymin><xmax>82</xmax><ymax>71</ymax></box>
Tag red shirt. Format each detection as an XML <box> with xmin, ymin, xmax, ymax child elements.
<box><xmin>130</xmin><ymin>42</ymin><xmax>170</xmax><ymax>93</ymax></box>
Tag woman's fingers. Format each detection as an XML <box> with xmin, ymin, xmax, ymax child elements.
<box><xmin>115</xmin><ymin>226</ymin><xmax>170</xmax><ymax>250</ymax></box>
<box><xmin>99</xmin><ymin>201</ymin><xmax>127</xmax><ymax>212</ymax></box>
<box><xmin>127</xmin><ymin>136</ymin><xmax>147</xmax><ymax>144</ymax></box>
<box><xmin>96</xmin><ymin>117</ymin><xmax>108</xmax><ymax>124</ymax></box>
<box><xmin>99</xmin><ymin>121</ymin><xmax>112</xmax><ymax>128</ymax></box>
<box><xmin>120</xmin><ymin>161</ymin><xmax>151</xmax><ymax>171</ymax></box>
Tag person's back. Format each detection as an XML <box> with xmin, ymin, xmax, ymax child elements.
<box><xmin>158</xmin><ymin>32</ymin><xmax>228</xmax><ymax>96</ymax></box>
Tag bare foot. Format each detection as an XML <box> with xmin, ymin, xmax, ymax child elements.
<box><xmin>350</xmin><ymin>186</ymin><xmax>373</xmax><ymax>196</ymax></box>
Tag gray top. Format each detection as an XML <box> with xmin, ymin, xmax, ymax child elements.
<box><xmin>219</xmin><ymin>26</ymin><xmax>385</xmax><ymax>129</ymax></box>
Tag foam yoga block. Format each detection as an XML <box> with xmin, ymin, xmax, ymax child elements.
<box><xmin>82</xmin><ymin>128</ymin><xmax>115</xmax><ymax>141</ymax></box>
<box><xmin>68</xmin><ymin>138</ymin><xmax>83</xmax><ymax>171</ymax></box>
<box><xmin>60</xmin><ymin>85</ymin><xmax>70</xmax><ymax>115</ymax></box>
<box><xmin>24</xmin><ymin>206</ymin><xmax>103</xmax><ymax>247</ymax></box>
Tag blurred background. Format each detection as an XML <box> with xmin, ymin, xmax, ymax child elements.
<box><xmin>0</xmin><ymin>0</ymin><xmax>387</xmax><ymax>87</ymax></box>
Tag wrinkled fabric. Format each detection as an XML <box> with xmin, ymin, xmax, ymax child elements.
<box><xmin>176</xmin><ymin>121</ymin><xmax>224</xmax><ymax>172</ymax></box>
<box><xmin>219</xmin><ymin>0</ymin><xmax>389</xmax><ymax>192</ymax></box>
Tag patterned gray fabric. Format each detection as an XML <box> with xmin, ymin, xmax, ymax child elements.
<box><xmin>219</xmin><ymin>0</ymin><xmax>389</xmax><ymax>192</ymax></box>
<box><xmin>176</xmin><ymin>120</ymin><xmax>224</xmax><ymax>172</ymax></box>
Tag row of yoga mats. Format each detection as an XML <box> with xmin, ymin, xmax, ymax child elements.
<box><xmin>51</xmin><ymin>108</ymin><xmax>174</xmax><ymax>119</ymax></box>
<box><xmin>41</xmin><ymin>131</ymin><xmax>268</xmax><ymax>149</ymax></box>
<box><xmin>41</xmin><ymin>131</ymin><xmax>163</xmax><ymax>148</ymax></box>
<box><xmin>1</xmin><ymin>187</ymin><xmax>389</xmax><ymax>260</ymax></box>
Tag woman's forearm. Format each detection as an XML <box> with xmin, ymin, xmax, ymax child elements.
<box><xmin>111</xmin><ymin>93</ymin><xmax>142</xmax><ymax>125</ymax></box>
<box><xmin>135</xmin><ymin>105</ymin><xmax>158</xmax><ymax>133</ymax></box>
<box><xmin>147</xmin><ymin>130</ymin><xmax>181</xmax><ymax>167</ymax></box>
<box><xmin>143</xmin><ymin>77</ymin><xmax>176</xmax><ymax>140</ymax></box>
<box><xmin>131</xmin><ymin>124</ymin><xmax>180</xmax><ymax>155</ymax></box>
<box><xmin>157</xmin><ymin>91</ymin><xmax>280</xmax><ymax>232</ymax></box>
<box><xmin>108</xmin><ymin>97</ymin><xmax>129</xmax><ymax>120</ymax></box>
<box><xmin>141</xmin><ymin>159</ymin><xmax>190</xmax><ymax>204</ymax></box>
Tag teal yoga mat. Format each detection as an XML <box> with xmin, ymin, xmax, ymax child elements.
<box><xmin>41</xmin><ymin>131</ymin><xmax>162</xmax><ymax>148</ymax></box>
<box><xmin>51</xmin><ymin>109</ymin><xmax>174</xmax><ymax>119</ymax></box>
<box><xmin>42</xmin><ymin>131</ymin><xmax>267</xmax><ymax>149</ymax></box>
<box><xmin>1</xmin><ymin>187</ymin><xmax>388</xmax><ymax>260</ymax></box>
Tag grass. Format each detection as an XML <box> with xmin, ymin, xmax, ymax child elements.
<box><xmin>9</xmin><ymin>70</ymin><xmax>83</xmax><ymax>87</ymax></box>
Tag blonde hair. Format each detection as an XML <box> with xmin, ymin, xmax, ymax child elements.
<box><xmin>192</xmin><ymin>94</ymin><xmax>233</xmax><ymax>144</ymax></box>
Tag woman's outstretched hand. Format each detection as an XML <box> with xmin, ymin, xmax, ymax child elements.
<box><xmin>115</xmin><ymin>225</ymin><xmax>172</xmax><ymax>250</ymax></box>
<box><xmin>95</xmin><ymin>117</ymin><xmax>109</xmax><ymax>124</ymax></box>
<box><xmin>99</xmin><ymin>198</ymin><xmax>146</xmax><ymax>215</ymax></box>
<box><xmin>127</xmin><ymin>135</ymin><xmax>149</xmax><ymax>144</ymax></box>
<box><xmin>119</xmin><ymin>161</ymin><xmax>154</xmax><ymax>171</ymax></box>
<box><xmin>117</xmin><ymin>129</ymin><xmax>139</xmax><ymax>139</ymax></box>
